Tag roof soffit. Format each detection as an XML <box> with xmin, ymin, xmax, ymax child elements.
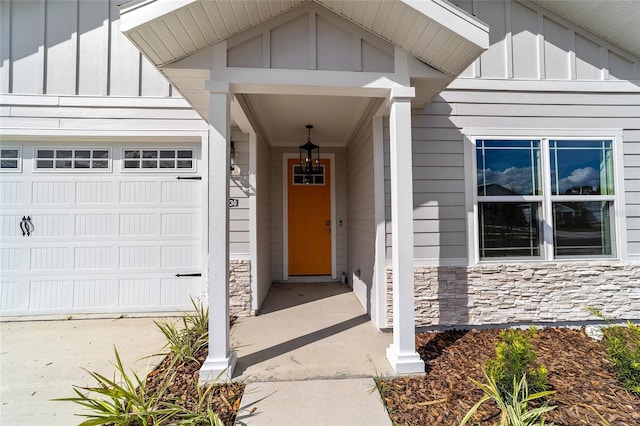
<box><xmin>120</xmin><ymin>0</ymin><xmax>490</xmax><ymax>78</ymax></box>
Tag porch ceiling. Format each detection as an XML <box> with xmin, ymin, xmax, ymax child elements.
<box><xmin>243</xmin><ymin>94</ymin><xmax>372</xmax><ymax>147</ymax></box>
<box><xmin>120</xmin><ymin>0</ymin><xmax>489</xmax><ymax>77</ymax></box>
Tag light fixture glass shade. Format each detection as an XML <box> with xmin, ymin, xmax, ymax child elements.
<box><xmin>299</xmin><ymin>124</ymin><xmax>320</xmax><ymax>176</ymax></box>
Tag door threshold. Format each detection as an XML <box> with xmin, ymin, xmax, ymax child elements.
<box><xmin>279</xmin><ymin>276</ymin><xmax>339</xmax><ymax>283</ymax></box>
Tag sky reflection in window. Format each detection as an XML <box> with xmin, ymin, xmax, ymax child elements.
<box><xmin>477</xmin><ymin>140</ymin><xmax>541</xmax><ymax>196</ymax></box>
<box><xmin>550</xmin><ymin>140</ymin><xmax>613</xmax><ymax>195</ymax></box>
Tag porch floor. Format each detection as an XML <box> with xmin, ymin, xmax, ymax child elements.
<box><xmin>230</xmin><ymin>281</ymin><xmax>394</xmax><ymax>381</ymax></box>
<box><xmin>232</xmin><ymin>281</ymin><xmax>395</xmax><ymax>425</ymax></box>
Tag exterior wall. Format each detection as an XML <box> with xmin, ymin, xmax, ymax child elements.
<box><xmin>386</xmin><ymin>263</ymin><xmax>640</xmax><ymax>328</ymax></box>
<box><xmin>270</xmin><ymin>147</ymin><xmax>347</xmax><ymax>280</ymax></box>
<box><xmin>1</xmin><ymin>0</ymin><xmax>176</xmax><ymax>97</ymax></box>
<box><xmin>384</xmin><ymin>113</ymin><xmax>467</xmax><ymax>263</ymax></box>
<box><xmin>226</xmin><ymin>2</ymin><xmax>393</xmax><ymax>73</ymax></box>
<box><xmin>379</xmin><ymin>0</ymin><xmax>640</xmax><ymax>327</ymax></box>
<box><xmin>229</xmin><ymin>129</ymin><xmax>250</xmax><ymax>256</ymax></box>
<box><xmin>624</xmin><ymin>129</ymin><xmax>640</xmax><ymax>256</ymax></box>
<box><xmin>255</xmin><ymin>133</ymin><xmax>272</xmax><ymax>310</ymax></box>
<box><xmin>229</xmin><ymin>259</ymin><xmax>252</xmax><ymax>317</ymax></box>
<box><xmin>452</xmin><ymin>0</ymin><xmax>640</xmax><ymax>81</ymax></box>
<box><xmin>346</xmin><ymin>120</ymin><xmax>375</xmax><ymax>310</ymax></box>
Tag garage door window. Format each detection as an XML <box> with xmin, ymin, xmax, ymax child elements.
<box><xmin>0</xmin><ymin>147</ymin><xmax>21</xmax><ymax>171</ymax></box>
<box><xmin>35</xmin><ymin>149</ymin><xmax>110</xmax><ymax>171</ymax></box>
<box><xmin>123</xmin><ymin>149</ymin><xmax>194</xmax><ymax>170</ymax></box>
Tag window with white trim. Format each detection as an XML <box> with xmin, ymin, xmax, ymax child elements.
<box><xmin>0</xmin><ymin>147</ymin><xmax>21</xmax><ymax>171</ymax></box>
<box><xmin>476</xmin><ymin>138</ymin><xmax>614</xmax><ymax>259</ymax></box>
<box><xmin>123</xmin><ymin>149</ymin><xmax>194</xmax><ymax>170</ymax></box>
<box><xmin>35</xmin><ymin>148</ymin><xmax>110</xmax><ymax>170</ymax></box>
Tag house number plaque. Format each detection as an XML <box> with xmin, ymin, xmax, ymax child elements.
<box><xmin>229</xmin><ymin>199</ymin><xmax>239</xmax><ymax>207</ymax></box>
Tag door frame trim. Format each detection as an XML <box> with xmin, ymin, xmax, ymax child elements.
<box><xmin>282</xmin><ymin>152</ymin><xmax>336</xmax><ymax>280</ymax></box>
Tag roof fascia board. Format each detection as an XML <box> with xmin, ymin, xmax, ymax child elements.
<box><xmin>401</xmin><ymin>0</ymin><xmax>489</xmax><ymax>49</ymax></box>
<box><xmin>448</xmin><ymin>78</ymin><xmax>640</xmax><ymax>93</ymax></box>
<box><xmin>206</xmin><ymin>68</ymin><xmax>398</xmax><ymax>98</ymax></box>
<box><xmin>119</xmin><ymin>0</ymin><xmax>198</xmax><ymax>33</ymax></box>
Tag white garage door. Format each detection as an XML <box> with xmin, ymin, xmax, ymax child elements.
<box><xmin>0</xmin><ymin>142</ymin><xmax>204</xmax><ymax>315</ymax></box>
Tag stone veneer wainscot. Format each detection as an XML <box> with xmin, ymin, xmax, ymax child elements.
<box><xmin>229</xmin><ymin>259</ymin><xmax>253</xmax><ymax>317</ymax></box>
<box><xmin>386</xmin><ymin>263</ymin><xmax>640</xmax><ymax>328</ymax></box>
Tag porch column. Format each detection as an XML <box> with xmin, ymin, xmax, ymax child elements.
<box><xmin>199</xmin><ymin>84</ymin><xmax>237</xmax><ymax>382</ymax></box>
<box><xmin>385</xmin><ymin>87</ymin><xmax>425</xmax><ymax>374</ymax></box>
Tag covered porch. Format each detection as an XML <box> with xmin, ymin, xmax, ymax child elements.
<box><xmin>119</xmin><ymin>0</ymin><xmax>489</xmax><ymax>379</ymax></box>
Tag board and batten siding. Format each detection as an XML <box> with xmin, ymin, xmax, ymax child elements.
<box><xmin>346</xmin><ymin>117</ymin><xmax>375</xmax><ymax>309</ymax></box>
<box><xmin>451</xmin><ymin>0</ymin><xmax>639</xmax><ymax>81</ymax></box>
<box><xmin>0</xmin><ymin>0</ymin><xmax>175</xmax><ymax>97</ymax></box>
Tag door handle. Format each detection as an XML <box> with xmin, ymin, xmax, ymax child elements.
<box><xmin>25</xmin><ymin>216</ymin><xmax>33</xmax><ymax>236</ymax></box>
<box><xmin>20</xmin><ymin>216</ymin><xmax>26</xmax><ymax>236</ymax></box>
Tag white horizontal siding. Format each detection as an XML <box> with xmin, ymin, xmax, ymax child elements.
<box><xmin>407</xmin><ymin>89</ymin><xmax>640</xmax><ymax>262</ymax></box>
<box><xmin>624</xmin><ymin>130</ymin><xmax>640</xmax><ymax>255</ymax></box>
<box><xmin>384</xmin><ymin>111</ymin><xmax>467</xmax><ymax>261</ymax></box>
<box><xmin>256</xmin><ymin>133</ymin><xmax>272</xmax><ymax>309</ymax></box>
<box><xmin>230</xmin><ymin>131</ymin><xmax>250</xmax><ymax>255</ymax></box>
<box><xmin>0</xmin><ymin>95</ymin><xmax>206</xmax><ymax>134</ymax></box>
<box><xmin>346</xmin><ymin>118</ymin><xmax>375</xmax><ymax>309</ymax></box>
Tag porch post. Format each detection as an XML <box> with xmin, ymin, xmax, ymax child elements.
<box><xmin>385</xmin><ymin>87</ymin><xmax>425</xmax><ymax>374</ymax></box>
<box><xmin>199</xmin><ymin>83</ymin><xmax>237</xmax><ymax>382</ymax></box>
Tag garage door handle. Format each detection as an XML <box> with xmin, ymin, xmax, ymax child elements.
<box><xmin>25</xmin><ymin>216</ymin><xmax>33</xmax><ymax>236</ymax></box>
<box><xmin>20</xmin><ymin>216</ymin><xmax>26</xmax><ymax>236</ymax></box>
<box><xmin>176</xmin><ymin>176</ymin><xmax>202</xmax><ymax>180</ymax></box>
<box><xmin>175</xmin><ymin>273</ymin><xmax>202</xmax><ymax>277</ymax></box>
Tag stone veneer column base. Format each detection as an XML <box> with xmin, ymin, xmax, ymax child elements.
<box><xmin>229</xmin><ymin>259</ymin><xmax>253</xmax><ymax>317</ymax></box>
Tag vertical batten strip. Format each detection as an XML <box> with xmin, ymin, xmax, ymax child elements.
<box><xmin>504</xmin><ymin>0</ymin><xmax>513</xmax><ymax>79</ymax></box>
<box><xmin>0</xmin><ymin>0</ymin><xmax>11</xmax><ymax>92</ymax></box>
<box><xmin>537</xmin><ymin>11</ymin><xmax>545</xmax><ymax>80</ymax></box>
<box><xmin>308</xmin><ymin>11</ymin><xmax>317</xmax><ymax>70</ymax></box>
<box><xmin>568</xmin><ymin>29</ymin><xmax>576</xmax><ymax>80</ymax></box>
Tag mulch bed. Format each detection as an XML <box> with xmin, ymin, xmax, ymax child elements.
<box><xmin>144</xmin><ymin>317</ymin><xmax>243</xmax><ymax>425</ymax></box>
<box><xmin>380</xmin><ymin>328</ymin><xmax>640</xmax><ymax>425</ymax></box>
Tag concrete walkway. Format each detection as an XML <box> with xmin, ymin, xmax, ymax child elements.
<box><xmin>232</xmin><ymin>282</ymin><xmax>394</xmax><ymax>425</ymax></box>
<box><xmin>0</xmin><ymin>282</ymin><xmax>397</xmax><ymax>425</ymax></box>
<box><xmin>0</xmin><ymin>315</ymin><xmax>167</xmax><ymax>426</ymax></box>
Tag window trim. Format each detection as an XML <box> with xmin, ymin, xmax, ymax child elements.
<box><xmin>464</xmin><ymin>130</ymin><xmax>626</xmax><ymax>264</ymax></box>
<box><xmin>0</xmin><ymin>146</ymin><xmax>22</xmax><ymax>172</ymax></box>
<box><xmin>33</xmin><ymin>147</ymin><xmax>112</xmax><ymax>172</ymax></box>
<box><xmin>120</xmin><ymin>147</ymin><xmax>196</xmax><ymax>172</ymax></box>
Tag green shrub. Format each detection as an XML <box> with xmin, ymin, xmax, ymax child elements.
<box><xmin>587</xmin><ymin>307</ymin><xmax>640</xmax><ymax>395</ymax></box>
<box><xmin>460</xmin><ymin>371</ymin><xmax>556</xmax><ymax>426</ymax></box>
<box><xmin>486</xmin><ymin>329</ymin><xmax>549</xmax><ymax>400</ymax></box>
<box><xmin>54</xmin><ymin>347</ymin><xmax>178</xmax><ymax>426</ymax></box>
<box><xmin>155</xmin><ymin>298</ymin><xmax>209</xmax><ymax>363</ymax></box>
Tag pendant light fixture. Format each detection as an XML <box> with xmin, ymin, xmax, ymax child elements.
<box><xmin>299</xmin><ymin>124</ymin><xmax>320</xmax><ymax>181</ymax></box>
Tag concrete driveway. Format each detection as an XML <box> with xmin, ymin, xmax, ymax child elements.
<box><xmin>0</xmin><ymin>316</ymin><xmax>168</xmax><ymax>426</ymax></box>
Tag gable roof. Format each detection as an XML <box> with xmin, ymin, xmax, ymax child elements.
<box><xmin>120</xmin><ymin>0</ymin><xmax>490</xmax><ymax>78</ymax></box>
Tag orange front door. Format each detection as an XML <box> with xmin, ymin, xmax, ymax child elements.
<box><xmin>287</xmin><ymin>158</ymin><xmax>331</xmax><ymax>275</ymax></box>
